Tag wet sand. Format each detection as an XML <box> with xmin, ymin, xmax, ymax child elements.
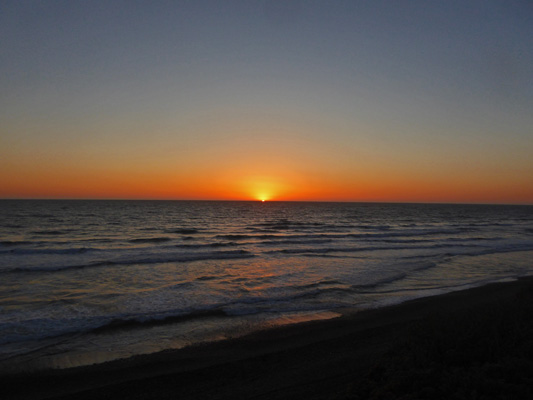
<box><xmin>3</xmin><ymin>276</ymin><xmax>533</xmax><ymax>400</ymax></box>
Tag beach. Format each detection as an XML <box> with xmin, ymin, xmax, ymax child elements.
<box><xmin>3</xmin><ymin>276</ymin><xmax>532</xmax><ymax>400</ymax></box>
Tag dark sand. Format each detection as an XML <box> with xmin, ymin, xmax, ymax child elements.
<box><xmin>3</xmin><ymin>277</ymin><xmax>533</xmax><ymax>400</ymax></box>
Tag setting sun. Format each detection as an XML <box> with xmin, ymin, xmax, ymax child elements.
<box><xmin>242</xmin><ymin>176</ymin><xmax>286</xmax><ymax>202</ymax></box>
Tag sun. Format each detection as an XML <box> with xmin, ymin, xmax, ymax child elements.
<box><xmin>242</xmin><ymin>175</ymin><xmax>284</xmax><ymax>202</ymax></box>
<box><xmin>255</xmin><ymin>190</ymin><xmax>272</xmax><ymax>202</ymax></box>
<box><xmin>256</xmin><ymin>192</ymin><xmax>271</xmax><ymax>202</ymax></box>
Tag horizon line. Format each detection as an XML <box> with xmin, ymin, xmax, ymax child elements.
<box><xmin>1</xmin><ymin>198</ymin><xmax>531</xmax><ymax>207</ymax></box>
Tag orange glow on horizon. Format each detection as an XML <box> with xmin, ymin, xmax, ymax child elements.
<box><xmin>1</xmin><ymin>3</ymin><xmax>532</xmax><ymax>208</ymax></box>
<box><xmin>1</xmin><ymin>157</ymin><xmax>532</xmax><ymax>204</ymax></box>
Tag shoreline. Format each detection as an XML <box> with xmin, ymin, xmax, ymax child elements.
<box><xmin>3</xmin><ymin>276</ymin><xmax>533</xmax><ymax>399</ymax></box>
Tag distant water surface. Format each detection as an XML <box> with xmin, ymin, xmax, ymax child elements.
<box><xmin>1</xmin><ymin>200</ymin><xmax>532</xmax><ymax>370</ymax></box>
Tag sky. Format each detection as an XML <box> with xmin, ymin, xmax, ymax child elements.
<box><xmin>1</xmin><ymin>0</ymin><xmax>532</xmax><ymax>203</ymax></box>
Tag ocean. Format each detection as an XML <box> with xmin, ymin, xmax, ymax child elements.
<box><xmin>1</xmin><ymin>200</ymin><xmax>532</xmax><ymax>371</ymax></box>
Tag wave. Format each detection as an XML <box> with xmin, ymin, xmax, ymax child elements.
<box><xmin>0</xmin><ymin>247</ymin><xmax>98</xmax><ymax>255</ymax></box>
<box><xmin>349</xmin><ymin>263</ymin><xmax>436</xmax><ymax>292</ymax></box>
<box><xmin>0</xmin><ymin>307</ymin><xmax>230</xmax><ymax>346</ymax></box>
<box><xmin>0</xmin><ymin>240</ymin><xmax>33</xmax><ymax>246</ymax></box>
<box><xmin>345</xmin><ymin>228</ymin><xmax>463</xmax><ymax>239</ymax></box>
<box><xmin>350</xmin><ymin>273</ymin><xmax>407</xmax><ymax>291</ymax></box>
<box><xmin>215</xmin><ymin>228</ymin><xmax>465</xmax><ymax>243</ymax></box>
<box><xmin>215</xmin><ymin>234</ymin><xmax>250</xmax><ymax>240</ymax></box>
<box><xmin>260</xmin><ymin>239</ymin><xmax>333</xmax><ymax>246</ymax></box>
<box><xmin>258</xmin><ymin>235</ymin><xmax>501</xmax><ymax>247</ymax></box>
<box><xmin>252</xmin><ymin>220</ymin><xmax>292</xmax><ymax>230</ymax></box>
<box><xmin>453</xmin><ymin>222</ymin><xmax>515</xmax><ymax>228</ymax></box>
<box><xmin>269</xmin><ymin>244</ymin><xmax>418</xmax><ymax>255</ymax></box>
<box><xmin>2</xmin><ymin>224</ymin><xmax>23</xmax><ymax>229</ymax></box>
<box><xmin>28</xmin><ymin>213</ymin><xmax>55</xmax><ymax>218</ymax></box>
<box><xmin>246</xmin><ymin>221</ymin><xmax>397</xmax><ymax>233</ymax></box>
<box><xmin>129</xmin><ymin>237</ymin><xmax>172</xmax><ymax>243</ymax></box>
<box><xmin>267</xmin><ymin>241</ymin><xmax>491</xmax><ymax>255</ymax></box>
<box><xmin>289</xmin><ymin>279</ymin><xmax>348</xmax><ymax>291</ymax></box>
<box><xmin>246</xmin><ymin>221</ymin><xmax>505</xmax><ymax>237</ymax></box>
<box><xmin>2</xmin><ymin>290</ymin><xmax>345</xmax><ymax>346</ymax></box>
<box><xmin>221</xmin><ymin>290</ymin><xmax>346</xmax><ymax>315</ymax></box>
<box><xmin>169</xmin><ymin>228</ymin><xmax>199</xmax><ymax>234</ymax></box>
<box><xmin>0</xmin><ymin>263</ymin><xmax>455</xmax><ymax>347</ymax></box>
<box><xmin>195</xmin><ymin>275</ymin><xmax>220</xmax><ymax>281</ymax></box>
<box><xmin>350</xmin><ymin>262</ymin><xmax>436</xmax><ymax>292</ymax></box>
<box><xmin>252</xmin><ymin>219</ymin><xmax>325</xmax><ymax>229</ymax></box>
<box><xmin>353</xmin><ymin>225</ymin><xmax>392</xmax><ymax>230</ymax></box>
<box><xmin>5</xmin><ymin>250</ymin><xmax>255</xmax><ymax>273</ymax></box>
<box><xmin>91</xmin><ymin>308</ymin><xmax>228</xmax><ymax>334</ymax></box>
<box><xmin>30</xmin><ymin>230</ymin><xmax>70</xmax><ymax>236</ymax></box>
<box><xmin>215</xmin><ymin>234</ymin><xmax>282</xmax><ymax>240</ymax></box>
<box><xmin>457</xmin><ymin>243</ymin><xmax>533</xmax><ymax>257</ymax></box>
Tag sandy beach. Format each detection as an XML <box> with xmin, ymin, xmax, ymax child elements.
<box><xmin>2</xmin><ymin>276</ymin><xmax>532</xmax><ymax>400</ymax></box>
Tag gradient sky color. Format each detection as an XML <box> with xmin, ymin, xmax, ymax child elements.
<box><xmin>1</xmin><ymin>1</ymin><xmax>532</xmax><ymax>203</ymax></box>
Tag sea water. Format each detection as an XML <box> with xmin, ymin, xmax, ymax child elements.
<box><xmin>1</xmin><ymin>200</ymin><xmax>532</xmax><ymax>370</ymax></box>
